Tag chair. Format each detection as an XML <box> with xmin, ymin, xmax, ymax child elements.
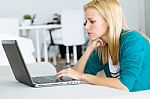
<box><xmin>0</xmin><ymin>18</ymin><xmax>36</xmax><ymax>66</ymax></box>
<box><xmin>51</xmin><ymin>9</ymin><xmax>87</xmax><ymax>65</ymax></box>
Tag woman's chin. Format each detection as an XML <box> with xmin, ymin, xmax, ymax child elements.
<box><xmin>88</xmin><ymin>37</ymin><xmax>97</xmax><ymax>41</ymax></box>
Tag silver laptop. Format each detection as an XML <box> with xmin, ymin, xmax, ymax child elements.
<box><xmin>2</xmin><ymin>40</ymin><xmax>84</xmax><ymax>87</ymax></box>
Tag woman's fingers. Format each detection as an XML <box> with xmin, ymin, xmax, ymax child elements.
<box><xmin>56</xmin><ymin>68</ymin><xmax>81</xmax><ymax>80</ymax></box>
<box><xmin>97</xmin><ymin>39</ymin><xmax>106</xmax><ymax>47</ymax></box>
<box><xmin>96</xmin><ymin>39</ymin><xmax>102</xmax><ymax>47</ymax></box>
<box><xmin>57</xmin><ymin>74</ymin><xmax>68</xmax><ymax>78</ymax></box>
<box><xmin>56</xmin><ymin>68</ymin><xmax>71</xmax><ymax>77</ymax></box>
<box><xmin>90</xmin><ymin>38</ymin><xmax>105</xmax><ymax>49</ymax></box>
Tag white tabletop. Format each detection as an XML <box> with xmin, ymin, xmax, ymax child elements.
<box><xmin>0</xmin><ymin>63</ymin><xmax>149</xmax><ymax>99</ymax></box>
<box><xmin>19</xmin><ymin>24</ymin><xmax>61</xmax><ymax>30</ymax></box>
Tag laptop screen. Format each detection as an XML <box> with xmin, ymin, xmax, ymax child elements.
<box><xmin>2</xmin><ymin>40</ymin><xmax>34</xmax><ymax>86</ymax></box>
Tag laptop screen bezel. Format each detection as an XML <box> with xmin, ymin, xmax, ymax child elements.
<box><xmin>2</xmin><ymin>40</ymin><xmax>35</xmax><ymax>87</ymax></box>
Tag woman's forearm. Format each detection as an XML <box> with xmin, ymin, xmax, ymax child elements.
<box><xmin>73</xmin><ymin>46</ymin><xmax>94</xmax><ymax>73</ymax></box>
<box><xmin>80</xmin><ymin>74</ymin><xmax>129</xmax><ymax>91</ymax></box>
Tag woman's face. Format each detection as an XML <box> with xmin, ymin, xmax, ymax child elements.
<box><xmin>85</xmin><ymin>8</ymin><xmax>109</xmax><ymax>41</ymax></box>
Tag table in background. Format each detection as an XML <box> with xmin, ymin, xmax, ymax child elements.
<box><xmin>19</xmin><ymin>24</ymin><xmax>61</xmax><ymax>62</ymax></box>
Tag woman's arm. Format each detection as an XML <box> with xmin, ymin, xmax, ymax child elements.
<box><xmin>73</xmin><ymin>38</ymin><xmax>105</xmax><ymax>73</ymax></box>
<box><xmin>57</xmin><ymin>67</ymin><xmax>128</xmax><ymax>91</ymax></box>
<box><xmin>72</xmin><ymin>45</ymin><xmax>94</xmax><ymax>73</ymax></box>
<box><xmin>80</xmin><ymin>73</ymin><xmax>129</xmax><ymax>91</ymax></box>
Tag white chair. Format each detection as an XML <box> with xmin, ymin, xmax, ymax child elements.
<box><xmin>51</xmin><ymin>9</ymin><xmax>87</xmax><ymax>65</ymax></box>
<box><xmin>0</xmin><ymin>18</ymin><xmax>36</xmax><ymax>66</ymax></box>
<box><xmin>0</xmin><ymin>34</ymin><xmax>36</xmax><ymax>66</ymax></box>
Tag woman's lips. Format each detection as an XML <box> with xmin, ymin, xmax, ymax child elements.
<box><xmin>88</xmin><ymin>32</ymin><xmax>93</xmax><ymax>36</ymax></box>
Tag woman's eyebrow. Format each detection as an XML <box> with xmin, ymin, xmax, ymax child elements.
<box><xmin>86</xmin><ymin>18</ymin><xmax>93</xmax><ymax>20</ymax></box>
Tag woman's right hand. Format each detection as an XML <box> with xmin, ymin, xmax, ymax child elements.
<box><xmin>88</xmin><ymin>38</ymin><xmax>106</xmax><ymax>50</ymax></box>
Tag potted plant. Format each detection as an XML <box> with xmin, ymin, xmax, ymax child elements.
<box><xmin>23</xmin><ymin>14</ymin><xmax>32</xmax><ymax>20</ymax></box>
<box><xmin>22</xmin><ymin>14</ymin><xmax>32</xmax><ymax>26</ymax></box>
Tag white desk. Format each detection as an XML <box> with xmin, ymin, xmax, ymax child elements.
<box><xmin>0</xmin><ymin>62</ymin><xmax>150</xmax><ymax>99</ymax></box>
<box><xmin>0</xmin><ymin>64</ymin><xmax>128</xmax><ymax>99</ymax></box>
<box><xmin>19</xmin><ymin>24</ymin><xmax>61</xmax><ymax>62</ymax></box>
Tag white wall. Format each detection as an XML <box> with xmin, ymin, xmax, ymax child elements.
<box><xmin>120</xmin><ymin>0</ymin><xmax>139</xmax><ymax>30</ymax></box>
<box><xmin>138</xmin><ymin>0</ymin><xmax>145</xmax><ymax>33</ymax></box>
<box><xmin>0</xmin><ymin>0</ymin><xmax>90</xmax><ymax>24</ymax></box>
<box><xmin>0</xmin><ymin>0</ymin><xmax>144</xmax><ymax>30</ymax></box>
<box><xmin>145</xmin><ymin>0</ymin><xmax>150</xmax><ymax>36</ymax></box>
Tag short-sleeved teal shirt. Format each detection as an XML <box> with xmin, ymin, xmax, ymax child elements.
<box><xmin>84</xmin><ymin>30</ymin><xmax>150</xmax><ymax>92</ymax></box>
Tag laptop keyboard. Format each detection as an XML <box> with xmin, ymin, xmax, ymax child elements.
<box><xmin>32</xmin><ymin>75</ymin><xmax>58</xmax><ymax>84</ymax></box>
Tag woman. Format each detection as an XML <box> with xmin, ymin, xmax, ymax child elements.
<box><xmin>57</xmin><ymin>0</ymin><xmax>150</xmax><ymax>92</ymax></box>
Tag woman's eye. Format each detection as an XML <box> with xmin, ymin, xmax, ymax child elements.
<box><xmin>84</xmin><ymin>20</ymin><xmax>95</xmax><ymax>26</ymax></box>
<box><xmin>90</xmin><ymin>20</ymin><xmax>96</xmax><ymax>24</ymax></box>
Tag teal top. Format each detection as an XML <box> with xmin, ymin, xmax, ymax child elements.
<box><xmin>84</xmin><ymin>30</ymin><xmax>150</xmax><ymax>92</ymax></box>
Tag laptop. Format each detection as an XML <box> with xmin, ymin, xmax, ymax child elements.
<box><xmin>2</xmin><ymin>40</ymin><xmax>85</xmax><ymax>87</ymax></box>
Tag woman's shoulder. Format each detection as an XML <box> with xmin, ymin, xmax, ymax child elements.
<box><xmin>120</xmin><ymin>29</ymin><xmax>143</xmax><ymax>43</ymax></box>
<box><xmin>119</xmin><ymin>29</ymin><xmax>146</xmax><ymax>51</ymax></box>
<box><xmin>121</xmin><ymin>29</ymin><xmax>141</xmax><ymax>38</ymax></box>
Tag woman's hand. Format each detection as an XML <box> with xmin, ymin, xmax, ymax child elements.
<box><xmin>88</xmin><ymin>38</ymin><xmax>106</xmax><ymax>50</ymax></box>
<box><xmin>56</xmin><ymin>68</ymin><xmax>83</xmax><ymax>80</ymax></box>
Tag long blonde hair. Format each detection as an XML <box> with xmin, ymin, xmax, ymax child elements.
<box><xmin>84</xmin><ymin>0</ymin><xmax>128</xmax><ymax>65</ymax></box>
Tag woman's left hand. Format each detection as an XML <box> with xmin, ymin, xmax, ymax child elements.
<box><xmin>56</xmin><ymin>68</ymin><xmax>83</xmax><ymax>80</ymax></box>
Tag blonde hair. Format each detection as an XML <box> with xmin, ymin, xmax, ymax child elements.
<box><xmin>84</xmin><ymin>0</ymin><xmax>128</xmax><ymax>65</ymax></box>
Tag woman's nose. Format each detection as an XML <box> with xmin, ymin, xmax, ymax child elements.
<box><xmin>85</xmin><ymin>22</ymin><xmax>90</xmax><ymax>30</ymax></box>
